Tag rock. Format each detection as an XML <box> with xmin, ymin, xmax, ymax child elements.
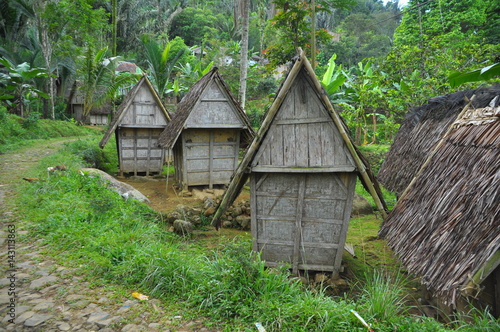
<box><xmin>351</xmin><ymin>193</ymin><xmax>373</xmax><ymax>216</ymax></box>
<box><xmin>173</xmin><ymin>220</ymin><xmax>193</xmax><ymax>235</ymax></box>
<box><xmin>122</xmin><ymin>324</ymin><xmax>142</xmax><ymax>332</ymax></box>
<box><xmin>56</xmin><ymin>321</ymin><xmax>71</xmax><ymax>331</ymax></box>
<box><xmin>204</xmin><ymin>206</ymin><xmax>215</xmax><ymax>216</ymax></box>
<box><xmin>165</xmin><ymin>211</ymin><xmax>182</xmax><ymax>224</ymax></box>
<box><xmin>86</xmin><ymin>311</ymin><xmax>109</xmax><ymax>323</ymax></box>
<box><xmin>29</xmin><ymin>276</ymin><xmax>57</xmax><ymax>289</ymax></box>
<box><xmin>24</xmin><ymin>313</ymin><xmax>52</xmax><ymax>327</ymax></box>
<box><xmin>314</xmin><ymin>273</ymin><xmax>328</xmax><ymax>283</ymax></box>
<box><xmin>81</xmin><ymin>168</ymin><xmax>150</xmax><ymax>203</ymax></box>
<box><xmin>235</xmin><ymin>215</ymin><xmax>251</xmax><ymax>230</ymax></box>
<box><xmin>148</xmin><ymin>322</ymin><xmax>162</xmax><ymax>329</ymax></box>
<box><xmin>231</xmin><ymin>206</ymin><xmax>243</xmax><ymax>217</ymax></box>
<box><xmin>66</xmin><ymin>294</ymin><xmax>87</xmax><ymax>302</ymax></box>
<box><xmin>69</xmin><ymin>300</ymin><xmax>90</xmax><ymax>309</ymax></box>
<box><xmin>14</xmin><ymin>311</ymin><xmax>34</xmax><ymax>324</ymax></box>
<box><xmin>222</xmin><ymin>220</ymin><xmax>233</xmax><ymax>228</ymax></box>
<box><xmin>180</xmin><ymin>190</ymin><xmax>192</xmax><ymax>197</ymax></box>
<box><xmin>32</xmin><ymin>301</ymin><xmax>54</xmax><ymax>311</ymax></box>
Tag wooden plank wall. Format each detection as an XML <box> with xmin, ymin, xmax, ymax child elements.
<box><xmin>180</xmin><ymin>129</ymin><xmax>239</xmax><ymax>188</ymax></box>
<box><xmin>252</xmin><ymin>75</ymin><xmax>355</xmax><ymax>170</ymax></box>
<box><xmin>251</xmin><ymin>172</ymin><xmax>356</xmax><ymax>273</ymax></box>
<box><xmin>120</xmin><ymin>85</ymin><xmax>168</xmax><ymax>127</ymax></box>
<box><xmin>118</xmin><ymin>128</ymin><xmax>165</xmax><ymax>175</ymax></box>
<box><xmin>185</xmin><ymin>81</ymin><xmax>243</xmax><ymax>128</ymax></box>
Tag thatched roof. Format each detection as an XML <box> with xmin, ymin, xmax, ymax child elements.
<box><xmin>379</xmin><ymin>94</ymin><xmax>500</xmax><ymax>306</ymax></box>
<box><xmin>99</xmin><ymin>75</ymin><xmax>170</xmax><ymax>148</ymax></box>
<box><xmin>211</xmin><ymin>49</ymin><xmax>388</xmax><ymax>229</ymax></box>
<box><xmin>157</xmin><ymin>67</ymin><xmax>254</xmax><ymax>149</ymax></box>
<box><xmin>377</xmin><ymin>85</ymin><xmax>500</xmax><ymax>196</ymax></box>
<box><xmin>90</xmin><ymin>103</ymin><xmax>113</xmax><ymax>115</ymax></box>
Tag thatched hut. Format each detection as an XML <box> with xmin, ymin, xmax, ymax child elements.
<box><xmin>99</xmin><ymin>75</ymin><xmax>171</xmax><ymax>176</ymax></box>
<box><xmin>379</xmin><ymin>90</ymin><xmax>500</xmax><ymax>318</ymax></box>
<box><xmin>212</xmin><ymin>50</ymin><xmax>387</xmax><ymax>276</ymax></box>
<box><xmin>67</xmin><ymin>81</ymin><xmax>112</xmax><ymax>126</ymax></box>
<box><xmin>377</xmin><ymin>85</ymin><xmax>500</xmax><ymax>196</ymax></box>
<box><xmin>157</xmin><ymin>67</ymin><xmax>254</xmax><ymax>190</ymax></box>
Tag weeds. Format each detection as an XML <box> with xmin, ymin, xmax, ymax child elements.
<box><xmin>13</xmin><ymin>138</ymin><xmax>496</xmax><ymax>331</ymax></box>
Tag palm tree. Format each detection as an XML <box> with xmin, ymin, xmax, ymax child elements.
<box><xmin>141</xmin><ymin>36</ymin><xmax>185</xmax><ymax>99</ymax></box>
<box><xmin>79</xmin><ymin>46</ymin><xmax>138</xmax><ymax>120</ymax></box>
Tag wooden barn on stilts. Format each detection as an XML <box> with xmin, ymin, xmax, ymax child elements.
<box><xmin>157</xmin><ymin>67</ymin><xmax>254</xmax><ymax>190</ymax></box>
<box><xmin>99</xmin><ymin>75</ymin><xmax>171</xmax><ymax>176</ymax></box>
<box><xmin>378</xmin><ymin>86</ymin><xmax>500</xmax><ymax>319</ymax></box>
<box><xmin>212</xmin><ymin>49</ymin><xmax>387</xmax><ymax>276</ymax></box>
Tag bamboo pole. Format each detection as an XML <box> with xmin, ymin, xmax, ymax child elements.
<box><xmin>301</xmin><ymin>50</ymin><xmax>388</xmax><ymax>218</ymax></box>
<box><xmin>212</xmin><ymin>52</ymin><xmax>305</xmax><ymax>229</ymax></box>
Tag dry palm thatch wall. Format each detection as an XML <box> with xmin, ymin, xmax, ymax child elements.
<box><xmin>377</xmin><ymin>85</ymin><xmax>500</xmax><ymax>196</ymax></box>
<box><xmin>379</xmin><ymin>92</ymin><xmax>500</xmax><ymax>316</ymax></box>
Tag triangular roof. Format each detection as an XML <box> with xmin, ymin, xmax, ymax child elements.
<box><xmin>379</xmin><ymin>94</ymin><xmax>500</xmax><ymax>306</ymax></box>
<box><xmin>212</xmin><ymin>49</ymin><xmax>387</xmax><ymax>228</ymax></box>
<box><xmin>157</xmin><ymin>67</ymin><xmax>254</xmax><ymax>149</ymax></box>
<box><xmin>377</xmin><ymin>85</ymin><xmax>500</xmax><ymax>196</ymax></box>
<box><xmin>99</xmin><ymin>75</ymin><xmax>170</xmax><ymax>148</ymax></box>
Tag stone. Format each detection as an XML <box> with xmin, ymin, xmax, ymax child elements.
<box><xmin>24</xmin><ymin>313</ymin><xmax>52</xmax><ymax>327</ymax></box>
<box><xmin>30</xmin><ymin>275</ymin><xmax>58</xmax><ymax>289</ymax></box>
<box><xmin>69</xmin><ymin>300</ymin><xmax>90</xmax><ymax>309</ymax></box>
<box><xmin>66</xmin><ymin>294</ymin><xmax>87</xmax><ymax>302</ymax></box>
<box><xmin>14</xmin><ymin>310</ymin><xmax>34</xmax><ymax>324</ymax></box>
<box><xmin>81</xmin><ymin>168</ymin><xmax>150</xmax><ymax>203</ymax></box>
<box><xmin>235</xmin><ymin>215</ymin><xmax>251</xmax><ymax>230</ymax></box>
<box><xmin>173</xmin><ymin>219</ymin><xmax>193</xmax><ymax>235</ymax></box>
<box><xmin>87</xmin><ymin>311</ymin><xmax>110</xmax><ymax>323</ymax></box>
<box><xmin>96</xmin><ymin>316</ymin><xmax>121</xmax><ymax>327</ymax></box>
<box><xmin>57</xmin><ymin>321</ymin><xmax>71</xmax><ymax>331</ymax></box>
<box><xmin>148</xmin><ymin>323</ymin><xmax>161</xmax><ymax>329</ymax></box>
<box><xmin>0</xmin><ymin>293</ymin><xmax>9</xmax><ymax>305</ymax></box>
<box><xmin>351</xmin><ymin>193</ymin><xmax>373</xmax><ymax>216</ymax></box>
<box><xmin>314</xmin><ymin>273</ymin><xmax>328</xmax><ymax>283</ymax></box>
<box><xmin>32</xmin><ymin>301</ymin><xmax>54</xmax><ymax>311</ymax></box>
<box><xmin>231</xmin><ymin>206</ymin><xmax>243</xmax><ymax>217</ymax></box>
<box><xmin>122</xmin><ymin>323</ymin><xmax>142</xmax><ymax>332</ymax></box>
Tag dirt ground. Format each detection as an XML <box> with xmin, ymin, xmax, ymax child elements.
<box><xmin>118</xmin><ymin>176</ymin><xmax>250</xmax><ymax>214</ymax></box>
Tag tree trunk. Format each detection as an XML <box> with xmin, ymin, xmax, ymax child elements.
<box><xmin>112</xmin><ymin>0</ymin><xmax>117</xmax><ymax>56</ymax></box>
<box><xmin>238</xmin><ymin>0</ymin><xmax>249</xmax><ymax>110</ymax></box>
<box><xmin>311</xmin><ymin>0</ymin><xmax>316</xmax><ymax>69</ymax></box>
<box><xmin>36</xmin><ymin>4</ymin><xmax>55</xmax><ymax>119</ymax></box>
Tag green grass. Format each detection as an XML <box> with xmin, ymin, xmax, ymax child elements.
<box><xmin>12</xmin><ymin>138</ymin><xmax>500</xmax><ymax>331</ymax></box>
<box><xmin>0</xmin><ymin>106</ymin><xmax>101</xmax><ymax>154</ymax></box>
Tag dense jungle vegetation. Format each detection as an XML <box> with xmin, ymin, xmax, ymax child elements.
<box><xmin>1</xmin><ymin>0</ymin><xmax>499</xmax><ymax>330</ymax></box>
<box><xmin>1</xmin><ymin>0</ymin><xmax>499</xmax><ymax>143</ymax></box>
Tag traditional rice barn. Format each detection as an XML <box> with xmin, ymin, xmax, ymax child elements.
<box><xmin>67</xmin><ymin>81</ymin><xmax>112</xmax><ymax>126</ymax></box>
<box><xmin>377</xmin><ymin>85</ymin><xmax>500</xmax><ymax>196</ymax></box>
<box><xmin>99</xmin><ymin>75</ymin><xmax>171</xmax><ymax>176</ymax></box>
<box><xmin>157</xmin><ymin>67</ymin><xmax>254</xmax><ymax>189</ymax></box>
<box><xmin>379</xmin><ymin>91</ymin><xmax>500</xmax><ymax>319</ymax></box>
<box><xmin>212</xmin><ymin>50</ymin><xmax>387</xmax><ymax>276</ymax></box>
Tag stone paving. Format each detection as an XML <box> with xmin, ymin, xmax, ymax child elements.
<box><xmin>0</xmin><ymin>140</ymin><xmax>220</xmax><ymax>331</ymax></box>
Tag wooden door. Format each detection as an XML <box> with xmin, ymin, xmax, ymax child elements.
<box><xmin>251</xmin><ymin>172</ymin><xmax>356</xmax><ymax>273</ymax></box>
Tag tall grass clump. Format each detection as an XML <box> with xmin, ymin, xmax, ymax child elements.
<box><xmin>359</xmin><ymin>269</ymin><xmax>408</xmax><ymax>321</ymax></box>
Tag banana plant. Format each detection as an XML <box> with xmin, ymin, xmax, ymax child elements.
<box><xmin>0</xmin><ymin>57</ymin><xmax>49</xmax><ymax>117</ymax></box>
<box><xmin>321</xmin><ymin>54</ymin><xmax>347</xmax><ymax>95</ymax></box>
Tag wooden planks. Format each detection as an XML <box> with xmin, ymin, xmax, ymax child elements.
<box><xmin>252</xmin><ymin>172</ymin><xmax>356</xmax><ymax>273</ymax></box>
